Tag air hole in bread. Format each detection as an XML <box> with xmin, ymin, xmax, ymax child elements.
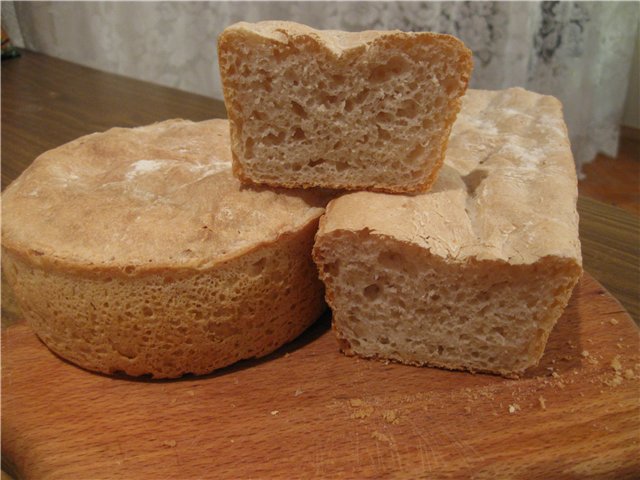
<box><xmin>406</xmin><ymin>144</ymin><xmax>425</xmax><ymax>162</ymax></box>
<box><xmin>320</xmin><ymin>93</ymin><xmax>338</xmax><ymax>106</ymax></box>
<box><xmin>375</xmin><ymin>111</ymin><xmax>393</xmax><ymax>123</ymax></box>
<box><xmin>344</xmin><ymin>98</ymin><xmax>355</xmax><ymax>112</ymax></box>
<box><xmin>142</xmin><ymin>306</ymin><xmax>153</xmax><ymax>317</ymax></box>
<box><xmin>331</xmin><ymin>74</ymin><xmax>345</xmax><ymax>85</ymax></box>
<box><xmin>369</xmin><ymin>56</ymin><xmax>410</xmax><ymax>83</ymax></box>
<box><xmin>363</xmin><ymin>283</ymin><xmax>381</xmax><ymax>299</ymax></box>
<box><xmin>491</xmin><ymin>326</ymin><xmax>506</xmax><ymax>338</ymax></box>
<box><xmin>377</xmin><ymin>127</ymin><xmax>391</xmax><ymax>141</ymax></box>
<box><xmin>261</xmin><ymin>131</ymin><xmax>285</xmax><ymax>146</ymax></box>
<box><xmin>308</xmin><ymin>158</ymin><xmax>326</xmax><ymax>168</ymax></box>
<box><xmin>397</xmin><ymin>100</ymin><xmax>419</xmax><ymax>119</ymax></box>
<box><xmin>291</xmin><ymin>101</ymin><xmax>307</xmax><ymax>118</ymax></box>
<box><xmin>292</xmin><ymin>127</ymin><xmax>306</xmax><ymax>140</ymax></box>
<box><xmin>335</xmin><ymin>161</ymin><xmax>348</xmax><ymax>172</ymax></box>
<box><xmin>441</xmin><ymin>76</ymin><xmax>460</xmax><ymax>95</ymax></box>
<box><xmin>244</xmin><ymin>137</ymin><xmax>254</xmax><ymax>159</ymax></box>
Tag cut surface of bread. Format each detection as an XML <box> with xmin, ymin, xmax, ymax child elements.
<box><xmin>2</xmin><ymin>119</ymin><xmax>330</xmax><ymax>378</ymax></box>
<box><xmin>218</xmin><ymin>21</ymin><xmax>473</xmax><ymax>193</ymax></box>
<box><xmin>313</xmin><ymin>88</ymin><xmax>583</xmax><ymax>377</ymax></box>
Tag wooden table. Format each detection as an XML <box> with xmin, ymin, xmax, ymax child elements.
<box><xmin>2</xmin><ymin>51</ymin><xmax>639</xmax><ymax>479</ymax></box>
<box><xmin>3</xmin><ymin>51</ymin><xmax>639</xmax><ymax>325</ymax></box>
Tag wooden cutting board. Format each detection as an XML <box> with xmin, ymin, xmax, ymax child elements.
<box><xmin>2</xmin><ymin>272</ymin><xmax>639</xmax><ymax>479</ymax></box>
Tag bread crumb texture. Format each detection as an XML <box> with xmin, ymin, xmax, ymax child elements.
<box><xmin>371</xmin><ymin>431</ymin><xmax>393</xmax><ymax>444</ymax></box>
<box><xmin>313</xmin><ymin>88</ymin><xmax>582</xmax><ymax>377</ymax></box>
<box><xmin>218</xmin><ymin>21</ymin><xmax>472</xmax><ymax>193</ymax></box>
<box><xmin>508</xmin><ymin>404</ymin><xmax>521</xmax><ymax>414</ymax></box>
<box><xmin>382</xmin><ymin>409</ymin><xmax>400</xmax><ymax>424</ymax></box>
<box><xmin>2</xmin><ymin>119</ymin><xmax>330</xmax><ymax>378</ymax></box>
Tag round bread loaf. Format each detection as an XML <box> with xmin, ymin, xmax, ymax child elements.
<box><xmin>2</xmin><ymin>119</ymin><xmax>329</xmax><ymax>378</ymax></box>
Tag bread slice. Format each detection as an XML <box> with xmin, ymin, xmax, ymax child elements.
<box><xmin>218</xmin><ymin>21</ymin><xmax>472</xmax><ymax>193</ymax></box>
<box><xmin>2</xmin><ymin>119</ymin><xmax>331</xmax><ymax>379</ymax></box>
<box><xmin>313</xmin><ymin>88</ymin><xmax>583</xmax><ymax>377</ymax></box>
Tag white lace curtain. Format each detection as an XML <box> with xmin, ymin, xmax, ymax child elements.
<box><xmin>5</xmin><ymin>1</ymin><xmax>639</xmax><ymax>173</ymax></box>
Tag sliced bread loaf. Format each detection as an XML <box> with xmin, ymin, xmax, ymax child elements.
<box><xmin>218</xmin><ymin>21</ymin><xmax>472</xmax><ymax>193</ymax></box>
<box><xmin>2</xmin><ymin>119</ymin><xmax>330</xmax><ymax>378</ymax></box>
<box><xmin>313</xmin><ymin>88</ymin><xmax>583</xmax><ymax>377</ymax></box>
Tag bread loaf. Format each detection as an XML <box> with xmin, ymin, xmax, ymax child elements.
<box><xmin>313</xmin><ymin>88</ymin><xmax>583</xmax><ymax>377</ymax></box>
<box><xmin>2</xmin><ymin>119</ymin><xmax>329</xmax><ymax>378</ymax></box>
<box><xmin>218</xmin><ymin>21</ymin><xmax>472</xmax><ymax>193</ymax></box>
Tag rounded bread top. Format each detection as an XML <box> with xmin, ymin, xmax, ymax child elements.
<box><xmin>221</xmin><ymin>21</ymin><xmax>471</xmax><ymax>58</ymax></box>
<box><xmin>319</xmin><ymin>88</ymin><xmax>582</xmax><ymax>266</ymax></box>
<box><xmin>2</xmin><ymin>119</ymin><xmax>327</xmax><ymax>271</ymax></box>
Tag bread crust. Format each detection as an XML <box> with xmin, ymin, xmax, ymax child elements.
<box><xmin>313</xmin><ymin>88</ymin><xmax>583</xmax><ymax>377</ymax></box>
<box><xmin>317</xmin><ymin>88</ymin><xmax>582</xmax><ymax>265</ymax></box>
<box><xmin>2</xmin><ymin>119</ymin><xmax>330</xmax><ymax>378</ymax></box>
<box><xmin>218</xmin><ymin>21</ymin><xmax>472</xmax><ymax>193</ymax></box>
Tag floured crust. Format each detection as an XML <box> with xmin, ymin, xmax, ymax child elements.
<box><xmin>2</xmin><ymin>119</ymin><xmax>329</xmax><ymax>272</ymax></box>
<box><xmin>318</xmin><ymin>88</ymin><xmax>582</xmax><ymax>265</ymax></box>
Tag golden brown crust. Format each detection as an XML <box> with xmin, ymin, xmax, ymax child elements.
<box><xmin>2</xmin><ymin>119</ymin><xmax>330</xmax><ymax>378</ymax></box>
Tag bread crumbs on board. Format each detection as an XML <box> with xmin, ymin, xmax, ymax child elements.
<box><xmin>371</xmin><ymin>431</ymin><xmax>392</xmax><ymax>443</ymax></box>
<box><xmin>382</xmin><ymin>409</ymin><xmax>400</xmax><ymax>425</ymax></box>
<box><xmin>348</xmin><ymin>398</ymin><xmax>374</xmax><ymax>419</ymax></box>
<box><xmin>162</xmin><ymin>440</ymin><xmax>177</xmax><ymax>448</ymax></box>
<box><xmin>601</xmin><ymin>355</ymin><xmax>626</xmax><ymax>387</ymax></box>
<box><xmin>604</xmin><ymin>375</ymin><xmax>623</xmax><ymax>387</ymax></box>
<box><xmin>508</xmin><ymin>404</ymin><xmax>521</xmax><ymax>414</ymax></box>
<box><xmin>609</xmin><ymin>318</ymin><xmax>619</xmax><ymax>325</ymax></box>
<box><xmin>611</xmin><ymin>355</ymin><xmax>622</xmax><ymax>373</ymax></box>
<box><xmin>538</xmin><ymin>396</ymin><xmax>547</xmax><ymax>410</ymax></box>
<box><xmin>351</xmin><ymin>405</ymin><xmax>374</xmax><ymax>419</ymax></box>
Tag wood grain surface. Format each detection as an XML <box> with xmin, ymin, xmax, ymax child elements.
<box><xmin>2</xmin><ymin>273</ymin><xmax>639</xmax><ymax>479</ymax></box>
